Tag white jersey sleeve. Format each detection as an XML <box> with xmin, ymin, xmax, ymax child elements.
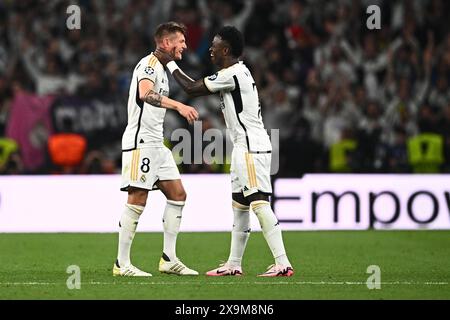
<box><xmin>137</xmin><ymin>60</ymin><xmax>158</xmax><ymax>84</ymax></box>
<box><xmin>203</xmin><ymin>70</ymin><xmax>235</xmax><ymax>93</ymax></box>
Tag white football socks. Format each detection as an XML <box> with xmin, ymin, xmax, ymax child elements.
<box><xmin>227</xmin><ymin>201</ymin><xmax>251</xmax><ymax>267</ymax></box>
<box><xmin>251</xmin><ymin>200</ymin><xmax>291</xmax><ymax>267</ymax></box>
<box><xmin>117</xmin><ymin>203</ymin><xmax>144</xmax><ymax>267</ymax></box>
<box><xmin>162</xmin><ymin>200</ymin><xmax>185</xmax><ymax>262</ymax></box>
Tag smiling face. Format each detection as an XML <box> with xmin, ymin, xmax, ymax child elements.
<box><xmin>209</xmin><ymin>35</ymin><xmax>228</xmax><ymax>67</ymax></box>
<box><xmin>164</xmin><ymin>31</ymin><xmax>187</xmax><ymax>60</ymax></box>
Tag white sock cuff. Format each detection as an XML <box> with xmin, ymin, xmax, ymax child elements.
<box><xmin>251</xmin><ymin>200</ymin><xmax>270</xmax><ymax>212</ymax></box>
<box><xmin>232</xmin><ymin>200</ymin><xmax>250</xmax><ymax>211</ymax></box>
<box><xmin>167</xmin><ymin>200</ymin><xmax>185</xmax><ymax>207</ymax></box>
<box><xmin>125</xmin><ymin>203</ymin><xmax>145</xmax><ymax>215</ymax></box>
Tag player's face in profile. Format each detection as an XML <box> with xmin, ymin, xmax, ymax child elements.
<box><xmin>168</xmin><ymin>31</ymin><xmax>187</xmax><ymax>60</ymax></box>
<box><xmin>209</xmin><ymin>35</ymin><xmax>226</xmax><ymax>67</ymax></box>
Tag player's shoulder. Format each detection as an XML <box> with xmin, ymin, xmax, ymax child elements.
<box><xmin>149</xmin><ymin>53</ymin><xmax>166</xmax><ymax>73</ymax></box>
<box><xmin>149</xmin><ymin>53</ymin><xmax>164</xmax><ymax>69</ymax></box>
<box><xmin>134</xmin><ymin>54</ymin><xmax>149</xmax><ymax>68</ymax></box>
<box><xmin>209</xmin><ymin>62</ymin><xmax>239</xmax><ymax>80</ymax></box>
<box><xmin>138</xmin><ymin>53</ymin><xmax>164</xmax><ymax>73</ymax></box>
<box><xmin>235</xmin><ymin>61</ymin><xmax>252</xmax><ymax>75</ymax></box>
<box><xmin>222</xmin><ymin>61</ymin><xmax>249</xmax><ymax>77</ymax></box>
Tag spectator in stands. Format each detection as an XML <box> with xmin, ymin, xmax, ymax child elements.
<box><xmin>0</xmin><ymin>0</ymin><xmax>449</xmax><ymax>175</ymax></box>
<box><xmin>386</xmin><ymin>126</ymin><xmax>410</xmax><ymax>173</ymax></box>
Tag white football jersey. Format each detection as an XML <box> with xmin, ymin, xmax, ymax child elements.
<box><xmin>122</xmin><ymin>53</ymin><xmax>170</xmax><ymax>151</ymax></box>
<box><xmin>203</xmin><ymin>61</ymin><xmax>272</xmax><ymax>153</ymax></box>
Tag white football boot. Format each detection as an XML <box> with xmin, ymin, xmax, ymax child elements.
<box><xmin>158</xmin><ymin>257</ymin><xmax>199</xmax><ymax>276</ymax></box>
<box><xmin>113</xmin><ymin>260</ymin><xmax>152</xmax><ymax>277</ymax></box>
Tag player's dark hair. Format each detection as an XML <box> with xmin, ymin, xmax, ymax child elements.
<box><xmin>217</xmin><ymin>26</ymin><xmax>244</xmax><ymax>58</ymax></box>
<box><xmin>154</xmin><ymin>21</ymin><xmax>187</xmax><ymax>42</ymax></box>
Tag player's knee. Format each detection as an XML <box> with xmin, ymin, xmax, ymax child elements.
<box><xmin>174</xmin><ymin>192</ymin><xmax>187</xmax><ymax>202</ymax></box>
<box><xmin>128</xmin><ymin>197</ymin><xmax>147</xmax><ymax>207</ymax></box>
<box><xmin>170</xmin><ymin>189</ymin><xmax>186</xmax><ymax>202</ymax></box>
<box><xmin>128</xmin><ymin>187</ymin><xmax>148</xmax><ymax>207</ymax></box>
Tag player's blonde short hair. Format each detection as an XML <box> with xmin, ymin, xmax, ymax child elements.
<box><xmin>154</xmin><ymin>22</ymin><xmax>187</xmax><ymax>43</ymax></box>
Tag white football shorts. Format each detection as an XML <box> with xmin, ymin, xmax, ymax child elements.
<box><xmin>120</xmin><ymin>146</ymin><xmax>180</xmax><ymax>191</ymax></box>
<box><xmin>230</xmin><ymin>146</ymin><xmax>273</xmax><ymax>197</ymax></box>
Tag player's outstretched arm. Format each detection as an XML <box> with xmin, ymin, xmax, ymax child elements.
<box><xmin>154</xmin><ymin>48</ymin><xmax>211</xmax><ymax>97</ymax></box>
<box><xmin>138</xmin><ymin>79</ymin><xmax>199</xmax><ymax>124</ymax></box>
<box><xmin>172</xmin><ymin>69</ymin><xmax>211</xmax><ymax>97</ymax></box>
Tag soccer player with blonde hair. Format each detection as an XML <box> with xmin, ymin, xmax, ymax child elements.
<box><xmin>114</xmin><ymin>22</ymin><xmax>199</xmax><ymax>277</ymax></box>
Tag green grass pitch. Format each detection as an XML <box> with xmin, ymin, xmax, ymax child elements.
<box><xmin>0</xmin><ymin>231</ymin><xmax>449</xmax><ymax>299</ymax></box>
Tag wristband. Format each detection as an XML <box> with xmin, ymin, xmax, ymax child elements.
<box><xmin>166</xmin><ymin>61</ymin><xmax>180</xmax><ymax>74</ymax></box>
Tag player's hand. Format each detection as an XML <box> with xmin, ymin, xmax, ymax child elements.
<box><xmin>178</xmin><ymin>104</ymin><xmax>199</xmax><ymax>124</ymax></box>
<box><xmin>154</xmin><ymin>48</ymin><xmax>173</xmax><ymax>66</ymax></box>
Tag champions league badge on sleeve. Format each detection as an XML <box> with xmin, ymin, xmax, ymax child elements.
<box><xmin>144</xmin><ymin>66</ymin><xmax>155</xmax><ymax>76</ymax></box>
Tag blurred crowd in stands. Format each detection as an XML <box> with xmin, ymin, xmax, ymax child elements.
<box><xmin>0</xmin><ymin>0</ymin><xmax>449</xmax><ymax>176</ymax></box>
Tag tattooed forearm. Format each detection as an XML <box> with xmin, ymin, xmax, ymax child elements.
<box><xmin>143</xmin><ymin>89</ymin><xmax>163</xmax><ymax>107</ymax></box>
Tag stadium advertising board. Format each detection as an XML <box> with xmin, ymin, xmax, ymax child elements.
<box><xmin>0</xmin><ymin>174</ymin><xmax>449</xmax><ymax>232</ymax></box>
<box><xmin>274</xmin><ymin>175</ymin><xmax>450</xmax><ymax>230</ymax></box>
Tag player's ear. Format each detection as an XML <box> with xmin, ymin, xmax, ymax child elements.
<box><xmin>162</xmin><ymin>37</ymin><xmax>171</xmax><ymax>49</ymax></box>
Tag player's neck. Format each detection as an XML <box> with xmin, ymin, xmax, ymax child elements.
<box><xmin>221</xmin><ymin>58</ymin><xmax>239</xmax><ymax>69</ymax></box>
